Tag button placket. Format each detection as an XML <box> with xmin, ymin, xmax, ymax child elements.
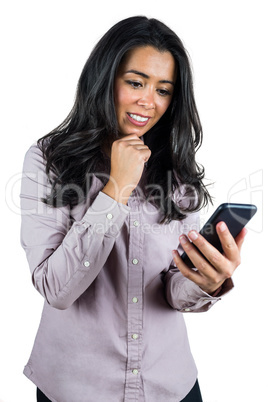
<box><xmin>124</xmin><ymin>195</ymin><xmax>143</xmax><ymax>399</ymax></box>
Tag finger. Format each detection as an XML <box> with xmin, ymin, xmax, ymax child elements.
<box><xmin>120</xmin><ymin>140</ymin><xmax>146</xmax><ymax>147</ymax></box>
<box><xmin>179</xmin><ymin>235</ymin><xmax>220</xmax><ymax>280</ymax></box>
<box><xmin>172</xmin><ymin>249</ymin><xmax>204</xmax><ymax>286</ymax></box>
<box><xmin>133</xmin><ymin>144</ymin><xmax>150</xmax><ymax>150</ymax></box>
<box><xmin>114</xmin><ymin>137</ymin><xmax>144</xmax><ymax>148</ymax></box>
<box><xmin>187</xmin><ymin>230</ymin><xmax>224</xmax><ymax>272</ymax></box>
<box><xmin>120</xmin><ymin>135</ymin><xmax>144</xmax><ymax>143</ymax></box>
<box><xmin>139</xmin><ymin>149</ymin><xmax>151</xmax><ymax>162</ymax></box>
<box><xmin>215</xmin><ymin>222</ymin><xmax>241</xmax><ymax>263</ymax></box>
<box><xmin>114</xmin><ymin>139</ymin><xmax>150</xmax><ymax>152</ymax></box>
<box><xmin>126</xmin><ymin>143</ymin><xmax>150</xmax><ymax>152</ymax></box>
<box><xmin>234</xmin><ymin>227</ymin><xmax>247</xmax><ymax>252</ymax></box>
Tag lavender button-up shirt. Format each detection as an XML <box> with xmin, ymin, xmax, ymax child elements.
<box><xmin>20</xmin><ymin>144</ymin><xmax>228</xmax><ymax>402</ymax></box>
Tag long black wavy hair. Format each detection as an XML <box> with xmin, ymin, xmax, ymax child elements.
<box><xmin>38</xmin><ymin>16</ymin><xmax>212</xmax><ymax>223</ymax></box>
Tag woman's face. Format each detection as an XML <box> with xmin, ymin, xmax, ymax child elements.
<box><xmin>114</xmin><ymin>46</ymin><xmax>177</xmax><ymax>137</ymax></box>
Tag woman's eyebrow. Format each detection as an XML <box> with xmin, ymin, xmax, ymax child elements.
<box><xmin>125</xmin><ymin>69</ymin><xmax>175</xmax><ymax>86</ymax></box>
<box><xmin>125</xmin><ymin>69</ymin><xmax>149</xmax><ymax>79</ymax></box>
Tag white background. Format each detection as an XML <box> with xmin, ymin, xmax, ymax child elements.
<box><xmin>1</xmin><ymin>1</ymin><xmax>267</xmax><ymax>401</ymax></box>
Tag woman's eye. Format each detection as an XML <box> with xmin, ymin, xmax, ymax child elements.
<box><xmin>126</xmin><ymin>80</ymin><xmax>142</xmax><ymax>89</ymax></box>
<box><xmin>158</xmin><ymin>89</ymin><xmax>171</xmax><ymax>97</ymax></box>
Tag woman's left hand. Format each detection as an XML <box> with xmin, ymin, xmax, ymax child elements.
<box><xmin>172</xmin><ymin>222</ymin><xmax>247</xmax><ymax>294</ymax></box>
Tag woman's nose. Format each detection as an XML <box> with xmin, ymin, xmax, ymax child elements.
<box><xmin>137</xmin><ymin>88</ymin><xmax>155</xmax><ymax>109</ymax></box>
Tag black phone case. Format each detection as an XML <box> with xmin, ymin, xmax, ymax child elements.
<box><xmin>181</xmin><ymin>203</ymin><xmax>257</xmax><ymax>267</ymax></box>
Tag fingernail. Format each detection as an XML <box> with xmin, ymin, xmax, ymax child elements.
<box><xmin>188</xmin><ymin>231</ymin><xmax>198</xmax><ymax>241</ymax></box>
<box><xmin>180</xmin><ymin>235</ymin><xmax>188</xmax><ymax>245</ymax></box>
<box><xmin>219</xmin><ymin>222</ymin><xmax>227</xmax><ymax>232</ymax></box>
<box><xmin>172</xmin><ymin>250</ymin><xmax>177</xmax><ymax>258</ymax></box>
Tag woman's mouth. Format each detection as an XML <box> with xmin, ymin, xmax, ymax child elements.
<box><xmin>127</xmin><ymin>113</ymin><xmax>151</xmax><ymax>127</ymax></box>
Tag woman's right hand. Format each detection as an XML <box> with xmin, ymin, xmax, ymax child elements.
<box><xmin>102</xmin><ymin>134</ymin><xmax>151</xmax><ymax>204</ymax></box>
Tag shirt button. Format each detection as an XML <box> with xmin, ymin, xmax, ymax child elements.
<box><xmin>132</xmin><ymin>258</ymin><xmax>139</xmax><ymax>265</ymax></box>
<box><xmin>133</xmin><ymin>220</ymin><xmax>139</xmax><ymax>227</ymax></box>
<box><xmin>83</xmin><ymin>261</ymin><xmax>90</xmax><ymax>267</ymax></box>
<box><xmin>132</xmin><ymin>369</ymin><xmax>139</xmax><ymax>375</ymax></box>
<box><xmin>106</xmin><ymin>213</ymin><xmax>113</xmax><ymax>220</ymax></box>
<box><xmin>132</xmin><ymin>297</ymin><xmax>138</xmax><ymax>303</ymax></box>
<box><xmin>132</xmin><ymin>334</ymin><xmax>139</xmax><ymax>340</ymax></box>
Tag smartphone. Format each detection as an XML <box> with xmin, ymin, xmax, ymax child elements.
<box><xmin>181</xmin><ymin>203</ymin><xmax>257</xmax><ymax>267</ymax></box>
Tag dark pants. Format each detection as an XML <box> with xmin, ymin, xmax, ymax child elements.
<box><xmin>181</xmin><ymin>380</ymin><xmax>203</xmax><ymax>402</ymax></box>
<box><xmin>36</xmin><ymin>388</ymin><xmax>51</xmax><ymax>402</ymax></box>
<box><xmin>37</xmin><ymin>380</ymin><xmax>203</xmax><ymax>401</ymax></box>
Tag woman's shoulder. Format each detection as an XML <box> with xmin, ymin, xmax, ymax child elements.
<box><xmin>22</xmin><ymin>140</ymin><xmax>47</xmax><ymax>174</ymax></box>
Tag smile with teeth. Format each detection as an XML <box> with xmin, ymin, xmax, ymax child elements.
<box><xmin>128</xmin><ymin>113</ymin><xmax>150</xmax><ymax>122</ymax></box>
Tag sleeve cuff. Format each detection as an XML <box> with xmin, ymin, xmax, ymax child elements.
<box><xmin>180</xmin><ymin>278</ymin><xmax>234</xmax><ymax>313</ymax></box>
<box><xmin>81</xmin><ymin>191</ymin><xmax>130</xmax><ymax>237</ymax></box>
<box><xmin>209</xmin><ymin>278</ymin><xmax>234</xmax><ymax>297</ymax></box>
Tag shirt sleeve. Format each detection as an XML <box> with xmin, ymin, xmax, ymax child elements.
<box><xmin>164</xmin><ymin>202</ymin><xmax>234</xmax><ymax>313</ymax></box>
<box><xmin>20</xmin><ymin>145</ymin><xmax>130</xmax><ymax>310</ymax></box>
<box><xmin>165</xmin><ymin>267</ymin><xmax>234</xmax><ymax>312</ymax></box>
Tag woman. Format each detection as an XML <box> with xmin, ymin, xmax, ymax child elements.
<box><xmin>20</xmin><ymin>16</ymin><xmax>246</xmax><ymax>402</ymax></box>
